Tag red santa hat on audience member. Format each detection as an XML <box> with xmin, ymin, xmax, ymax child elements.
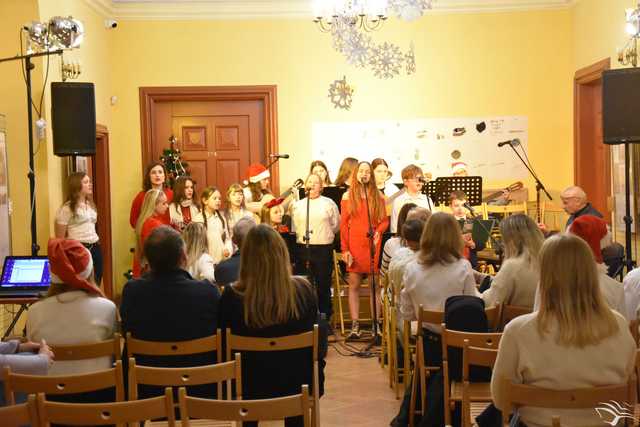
<box><xmin>48</xmin><ymin>238</ymin><xmax>104</xmax><ymax>297</ymax></box>
<box><xmin>245</xmin><ymin>163</ymin><xmax>270</xmax><ymax>185</ymax></box>
<box><xmin>569</xmin><ymin>215</ymin><xmax>608</xmax><ymax>263</ymax></box>
<box><xmin>451</xmin><ymin>162</ymin><xmax>468</xmax><ymax>175</ymax></box>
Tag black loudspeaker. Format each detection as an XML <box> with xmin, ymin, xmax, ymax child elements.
<box><xmin>602</xmin><ymin>68</ymin><xmax>640</xmax><ymax>145</ymax></box>
<box><xmin>51</xmin><ymin>82</ymin><xmax>96</xmax><ymax>156</ymax></box>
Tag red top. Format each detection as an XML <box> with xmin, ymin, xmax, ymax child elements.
<box><xmin>132</xmin><ymin>215</ymin><xmax>166</xmax><ymax>278</ymax></box>
<box><xmin>129</xmin><ymin>188</ymin><xmax>174</xmax><ymax>228</ymax></box>
<box><xmin>340</xmin><ymin>196</ymin><xmax>389</xmax><ymax>273</ymax></box>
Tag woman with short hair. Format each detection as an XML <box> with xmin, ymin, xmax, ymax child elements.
<box><xmin>491</xmin><ymin>234</ymin><xmax>635</xmax><ymax>427</ymax></box>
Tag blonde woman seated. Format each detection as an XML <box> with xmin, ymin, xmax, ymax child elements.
<box><xmin>182</xmin><ymin>222</ymin><xmax>216</xmax><ymax>283</ymax></box>
<box><xmin>480</xmin><ymin>214</ymin><xmax>544</xmax><ymax>309</ymax></box>
<box><xmin>399</xmin><ymin>212</ymin><xmax>480</xmax><ymax>334</ymax></box>
<box><xmin>491</xmin><ymin>234</ymin><xmax>635</xmax><ymax>427</ymax></box>
<box><xmin>27</xmin><ymin>238</ymin><xmax>117</xmax><ymax>376</ymax></box>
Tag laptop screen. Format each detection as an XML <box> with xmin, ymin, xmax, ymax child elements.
<box><xmin>1</xmin><ymin>257</ymin><xmax>50</xmax><ymax>289</ymax></box>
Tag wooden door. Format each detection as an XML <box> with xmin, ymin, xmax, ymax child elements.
<box><xmin>574</xmin><ymin>59</ymin><xmax>611</xmax><ymax>221</ymax></box>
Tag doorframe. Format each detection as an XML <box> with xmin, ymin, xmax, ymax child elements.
<box><xmin>139</xmin><ymin>85</ymin><xmax>280</xmax><ymax>193</ymax></box>
<box><xmin>573</xmin><ymin>58</ymin><xmax>611</xmax><ymax>216</ymax></box>
<box><xmin>94</xmin><ymin>124</ymin><xmax>113</xmax><ymax>299</ymax></box>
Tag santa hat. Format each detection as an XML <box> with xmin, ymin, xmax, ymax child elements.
<box><xmin>246</xmin><ymin>163</ymin><xmax>270</xmax><ymax>184</ymax></box>
<box><xmin>569</xmin><ymin>215</ymin><xmax>608</xmax><ymax>263</ymax></box>
<box><xmin>265</xmin><ymin>197</ymin><xmax>285</xmax><ymax>209</ymax></box>
<box><xmin>451</xmin><ymin>162</ymin><xmax>468</xmax><ymax>175</ymax></box>
<box><xmin>48</xmin><ymin>238</ymin><xmax>104</xmax><ymax>297</ymax></box>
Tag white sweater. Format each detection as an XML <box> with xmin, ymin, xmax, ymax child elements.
<box><xmin>481</xmin><ymin>254</ymin><xmax>538</xmax><ymax>309</ymax></box>
<box><xmin>491</xmin><ymin>311</ymin><xmax>635</xmax><ymax>427</ymax></box>
<box><xmin>27</xmin><ymin>290</ymin><xmax>117</xmax><ymax>376</ymax></box>
<box><xmin>186</xmin><ymin>253</ymin><xmax>216</xmax><ymax>283</ymax></box>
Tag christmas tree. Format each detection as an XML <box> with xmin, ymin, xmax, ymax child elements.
<box><xmin>160</xmin><ymin>135</ymin><xmax>189</xmax><ymax>188</ymax></box>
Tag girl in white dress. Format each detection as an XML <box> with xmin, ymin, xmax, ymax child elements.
<box><xmin>194</xmin><ymin>186</ymin><xmax>233</xmax><ymax>264</ymax></box>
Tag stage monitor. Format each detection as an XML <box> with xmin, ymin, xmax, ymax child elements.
<box><xmin>603</xmin><ymin>68</ymin><xmax>640</xmax><ymax>145</ymax></box>
<box><xmin>51</xmin><ymin>82</ymin><xmax>96</xmax><ymax>156</ymax></box>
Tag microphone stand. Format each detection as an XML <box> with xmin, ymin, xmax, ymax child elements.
<box><xmin>362</xmin><ymin>179</ymin><xmax>380</xmax><ymax>347</ymax></box>
<box><xmin>505</xmin><ymin>142</ymin><xmax>552</xmax><ymax>222</ymax></box>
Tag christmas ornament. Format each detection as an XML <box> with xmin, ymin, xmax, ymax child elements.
<box><xmin>369</xmin><ymin>42</ymin><xmax>404</xmax><ymax>79</ymax></box>
<box><xmin>328</xmin><ymin>76</ymin><xmax>354</xmax><ymax>110</ymax></box>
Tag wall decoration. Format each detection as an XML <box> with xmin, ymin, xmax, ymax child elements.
<box><xmin>369</xmin><ymin>42</ymin><xmax>404</xmax><ymax>79</ymax></box>
<box><xmin>328</xmin><ymin>76</ymin><xmax>354</xmax><ymax>110</ymax></box>
<box><xmin>405</xmin><ymin>43</ymin><xmax>416</xmax><ymax>75</ymax></box>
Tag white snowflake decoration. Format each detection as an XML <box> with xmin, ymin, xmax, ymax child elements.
<box><xmin>343</xmin><ymin>31</ymin><xmax>374</xmax><ymax>68</ymax></box>
<box><xmin>405</xmin><ymin>43</ymin><xmax>416</xmax><ymax>75</ymax></box>
<box><xmin>369</xmin><ymin>42</ymin><xmax>404</xmax><ymax>79</ymax></box>
<box><xmin>330</xmin><ymin>16</ymin><xmax>357</xmax><ymax>54</ymax></box>
<box><xmin>328</xmin><ymin>76</ymin><xmax>354</xmax><ymax>110</ymax></box>
<box><xmin>389</xmin><ymin>0</ymin><xmax>433</xmax><ymax>21</ymax></box>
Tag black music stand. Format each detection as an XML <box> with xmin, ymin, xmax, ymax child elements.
<box><xmin>424</xmin><ymin>176</ymin><xmax>483</xmax><ymax>206</ymax></box>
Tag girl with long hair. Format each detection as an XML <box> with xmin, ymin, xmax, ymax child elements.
<box><xmin>491</xmin><ymin>234</ymin><xmax>635</xmax><ymax>427</ymax></box>
<box><xmin>129</xmin><ymin>161</ymin><xmax>173</xmax><ymax>228</ymax></box>
<box><xmin>182</xmin><ymin>222</ymin><xmax>215</xmax><ymax>283</ymax></box>
<box><xmin>481</xmin><ymin>214</ymin><xmax>544</xmax><ymax>308</ymax></box>
<box><xmin>133</xmin><ymin>189</ymin><xmax>168</xmax><ymax>277</ymax></box>
<box><xmin>218</xmin><ymin>224</ymin><xmax>325</xmax><ymax>427</ymax></box>
<box><xmin>333</xmin><ymin>157</ymin><xmax>358</xmax><ymax>188</ymax></box>
<box><xmin>399</xmin><ymin>212</ymin><xmax>479</xmax><ymax>333</ymax></box>
<box><xmin>243</xmin><ymin>163</ymin><xmax>275</xmax><ymax>214</ymax></box>
<box><xmin>168</xmin><ymin>176</ymin><xmax>200</xmax><ymax>232</ymax></box>
<box><xmin>259</xmin><ymin>198</ymin><xmax>290</xmax><ymax>233</ymax></box>
<box><xmin>340</xmin><ymin>161</ymin><xmax>389</xmax><ymax>339</ymax></box>
<box><xmin>371</xmin><ymin>157</ymin><xmax>398</xmax><ymax>197</ymax></box>
<box><xmin>194</xmin><ymin>186</ymin><xmax>233</xmax><ymax>264</ymax></box>
<box><xmin>54</xmin><ymin>172</ymin><xmax>103</xmax><ymax>285</ymax></box>
<box><xmin>309</xmin><ymin>160</ymin><xmax>332</xmax><ymax>187</ymax></box>
<box><xmin>224</xmin><ymin>183</ymin><xmax>253</xmax><ymax>241</ymax></box>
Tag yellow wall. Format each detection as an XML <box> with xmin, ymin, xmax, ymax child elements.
<box><xmin>108</xmin><ymin>10</ymin><xmax>573</xmax><ymax>291</ymax></box>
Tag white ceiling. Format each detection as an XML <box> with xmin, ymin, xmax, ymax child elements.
<box><xmin>86</xmin><ymin>0</ymin><xmax>576</xmax><ymax>20</ymax></box>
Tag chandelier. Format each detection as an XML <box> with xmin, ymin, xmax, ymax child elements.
<box><xmin>619</xmin><ymin>2</ymin><xmax>640</xmax><ymax>67</ymax></box>
<box><xmin>313</xmin><ymin>0</ymin><xmax>389</xmax><ymax>32</ymax></box>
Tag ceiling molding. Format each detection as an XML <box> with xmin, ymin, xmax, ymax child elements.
<box><xmin>83</xmin><ymin>0</ymin><xmax>576</xmax><ymax>20</ymax></box>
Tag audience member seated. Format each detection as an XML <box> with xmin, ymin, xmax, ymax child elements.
<box><xmin>120</xmin><ymin>226</ymin><xmax>220</xmax><ymax>398</ymax></box>
<box><xmin>623</xmin><ymin>265</ymin><xmax>640</xmax><ymax>321</ymax></box>
<box><xmin>182</xmin><ymin>222</ymin><xmax>216</xmax><ymax>283</ymax></box>
<box><xmin>491</xmin><ymin>234</ymin><xmax>635</xmax><ymax>427</ymax></box>
<box><xmin>218</xmin><ymin>224</ymin><xmax>326</xmax><ymax>427</ymax></box>
<box><xmin>215</xmin><ymin>216</ymin><xmax>256</xmax><ymax>286</ymax></box>
<box><xmin>0</xmin><ymin>339</ymin><xmax>53</xmax><ymax>405</ymax></box>
<box><xmin>559</xmin><ymin>185</ymin><xmax>603</xmax><ymax>229</ymax></box>
<box><xmin>381</xmin><ymin>203</ymin><xmax>417</xmax><ymax>279</ymax></box>
<box><xmin>399</xmin><ymin>211</ymin><xmax>480</xmax><ymax>335</ymax></box>
<box><xmin>27</xmin><ymin>238</ymin><xmax>116</xmax><ymax>376</ymax></box>
<box><xmin>480</xmin><ymin>214</ymin><xmax>543</xmax><ymax>309</ymax></box>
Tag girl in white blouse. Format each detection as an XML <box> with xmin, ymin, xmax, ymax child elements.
<box><xmin>168</xmin><ymin>176</ymin><xmax>200</xmax><ymax>232</ymax></box>
<box><xmin>182</xmin><ymin>222</ymin><xmax>216</xmax><ymax>283</ymax></box>
<box><xmin>194</xmin><ymin>186</ymin><xmax>233</xmax><ymax>264</ymax></box>
<box><xmin>224</xmin><ymin>183</ymin><xmax>253</xmax><ymax>243</ymax></box>
<box><xmin>54</xmin><ymin>172</ymin><xmax>103</xmax><ymax>285</ymax></box>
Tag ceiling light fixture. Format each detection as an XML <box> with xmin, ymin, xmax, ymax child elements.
<box><xmin>620</xmin><ymin>3</ymin><xmax>640</xmax><ymax>67</ymax></box>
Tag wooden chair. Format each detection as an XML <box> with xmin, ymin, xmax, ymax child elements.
<box><xmin>441</xmin><ymin>326</ymin><xmax>502</xmax><ymax>427</ymax></box>
<box><xmin>500</xmin><ymin>377</ymin><xmax>637</xmax><ymax>427</ymax></box>
<box><xmin>36</xmin><ymin>387</ymin><xmax>176</xmax><ymax>426</ymax></box>
<box><xmin>125</xmin><ymin>330</ymin><xmax>221</xmax><ymax>361</ymax></box>
<box><xmin>50</xmin><ymin>333</ymin><xmax>121</xmax><ymax>362</ymax></box>
<box><xmin>500</xmin><ymin>305</ymin><xmax>532</xmax><ymax>330</ymax></box>
<box><xmin>128</xmin><ymin>353</ymin><xmax>242</xmax><ymax>402</ymax></box>
<box><xmin>225</xmin><ymin>325</ymin><xmax>320</xmax><ymax>427</ymax></box>
<box><xmin>540</xmin><ymin>201</ymin><xmax>569</xmax><ymax>232</ymax></box>
<box><xmin>388</xmin><ymin>282</ymin><xmax>416</xmax><ymax>399</ymax></box>
<box><xmin>3</xmin><ymin>360</ymin><xmax>125</xmax><ymax>405</ymax></box>
<box><xmin>630</xmin><ymin>319</ymin><xmax>640</xmax><ymax>347</ymax></box>
<box><xmin>483</xmin><ymin>201</ymin><xmax>528</xmax><ymax>219</ymax></box>
<box><xmin>178</xmin><ymin>384</ymin><xmax>311</xmax><ymax>427</ymax></box>
<box><xmin>0</xmin><ymin>394</ymin><xmax>39</xmax><ymax>427</ymax></box>
<box><xmin>461</xmin><ymin>340</ymin><xmax>499</xmax><ymax>427</ymax></box>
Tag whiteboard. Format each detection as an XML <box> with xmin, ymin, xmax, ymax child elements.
<box><xmin>312</xmin><ymin>116</ymin><xmax>528</xmax><ymax>183</ymax></box>
<box><xmin>0</xmin><ymin>115</ymin><xmax>10</xmax><ymax>266</ymax></box>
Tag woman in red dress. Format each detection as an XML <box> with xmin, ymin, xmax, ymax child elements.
<box><xmin>129</xmin><ymin>162</ymin><xmax>173</xmax><ymax>228</ymax></box>
<box><xmin>340</xmin><ymin>161</ymin><xmax>389</xmax><ymax>339</ymax></box>
<box><xmin>132</xmin><ymin>189</ymin><xmax>169</xmax><ymax>277</ymax></box>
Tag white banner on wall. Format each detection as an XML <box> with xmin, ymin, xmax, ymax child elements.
<box><xmin>312</xmin><ymin>116</ymin><xmax>528</xmax><ymax>183</ymax></box>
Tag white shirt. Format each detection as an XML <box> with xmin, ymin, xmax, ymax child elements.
<box><xmin>481</xmin><ymin>254</ymin><xmax>539</xmax><ymax>309</ymax></box>
<box><xmin>381</xmin><ymin>237</ymin><xmax>403</xmax><ymax>279</ymax></box>
<box><xmin>168</xmin><ymin>202</ymin><xmax>200</xmax><ymax>229</ymax></box>
<box><xmin>55</xmin><ymin>202</ymin><xmax>99</xmax><ymax>244</ymax></box>
<box><xmin>187</xmin><ymin>253</ymin><xmax>216</xmax><ymax>283</ymax></box>
<box><xmin>291</xmin><ymin>196</ymin><xmax>340</xmax><ymax>245</ymax></box>
<box><xmin>623</xmin><ymin>267</ymin><xmax>640</xmax><ymax>320</ymax></box>
<box><xmin>193</xmin><ymin>211</ymin><xmax>233</xmax><ymax>264</ymax></box>
<box><xmin>390</xmin><ymin>192</ymin><xmax>433</xmax><ymax>233</ymax></box>
<box><xmin>400</xmin><ymin>257</ymin><xmax>480</xmax><ymax>332</ymax></box>
<box><xmin>27</xmin><ymin>290</ymin><xmax>117</xmax><ymax>376</ymax></box>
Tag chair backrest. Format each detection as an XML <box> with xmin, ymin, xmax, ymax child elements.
<box><xmin>0</xmin><ymin>395</ymin><xmax>39</xmax><ymax>427</ymax></box>
<box><xmin>225</xmin><ymin>325</ymin><xmax>318</xmax><ymax>362</ymax></box>
<box><xmin>417</xmin><ymin>305</ymin><xmax>445</xmax><ymax>335</ymax></box>
<box><xmin>484</xmin><ymin>202</ymin><xmax>528</xmax><ymax>216</ymax></box>
<box><xmin>37</xmin><ymin>387</ymin><xmax>176</xmax><ymax>426</ymax></box>
<box><xmin>500</xmin><ymin>377</ymin><xmax>637</xmax><ymax>425</ymax></box>
<box><xmin>462</xmin><ymin>339</ymin><xmax>498</xmax><ymax>381</ymax></box>
<box><xmin>50</xmin><ymin>333</ymin><xmax>121</xmax><ymax>361</ymax></box>
<box><xmin>500</xmin><ymin>305</ymin><xmax>532</xmax><ymax>330</ymax></box>
<box><xmin>485</xmin><ymin>305</ymin><xmax>501</xmax><ymax>331</ymax></box>
<box><xmin>177</xmin><ymin>384</ymin><xmax>310</xmax><ymax>426</ymax></box>
<box><xmin>3</xmin><ymin>360</ymin><xmax>124</xmax><ymax>405</ymax></box>
<box><xmin>630</xmin><ymin>319</ymin><xmax>640</xmax><ymax>347</ymax></box>
<box><xmin>126</xmin><ymin>330</ymin><xmax>221</xmax><ymax>359</ymax></box>
<box><xmin>441</xmin><ymin>325</ymin><xmax>502</xmax><ymax>362</ymax></box>
<box><xmin>540</xmin><ymin>201</ymin><xmax>568</xmax><ymax>232</ymax></box>
<box><xmin>128</xmin><ymin>353</ymin><xmax>242</xmax><ymax>400</ymax></box>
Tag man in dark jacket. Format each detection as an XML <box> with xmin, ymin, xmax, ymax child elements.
<box><xmin>120</xmin><ymin>226</ymin><xmax>220</xmax><ymax>398</ymax></box>
<box><xmin>215</xmin><ymin>216</ymin><xmax>256</xmax><ymax>286</ymax></box>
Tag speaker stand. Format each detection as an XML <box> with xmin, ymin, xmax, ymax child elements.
<box><xmin>623</xmin><ymin>142</ymin><xmax>635</xmax><ymax>273</ymax></box>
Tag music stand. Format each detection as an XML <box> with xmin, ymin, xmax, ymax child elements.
<box><xmin>424</xmin><ymin>176</ymin><xmax>483</xmax><ymax>206</ymax></box>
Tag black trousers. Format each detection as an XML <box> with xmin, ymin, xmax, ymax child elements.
<box><xmin>294</xmin><ymin>244</ymin><xmax>333</xmax><ymax>319</ymax></box>
<box><xmin>84</xmin><ymin>242</ymin><xmax>103</xmax><ymax>285</ymax></box>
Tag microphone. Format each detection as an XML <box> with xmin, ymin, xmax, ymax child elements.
<box><xmin>269</xmin><ymin>153</ymin><xmax>290</xmax><ymax>159</ymax></box>
<box><xmin>497</xmin><ymin>138</ymin><xmax>520</xmax><ymax>147</ymax></box>
<box><xmin>359</xmin><ymin>175</ymin><xmax>370</xmax><ymax>184</ymax></box>
<box><xmin>417</xmin><ymin>176</ymin><xmax>428</xmax><ymax>183</ymax></box>
<box><xmin>463</xmin><ymin>202</ymin><xmax>476</xmax><ymax>216</ymax></box>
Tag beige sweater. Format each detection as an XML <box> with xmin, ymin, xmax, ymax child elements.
<box><xmin>481</xmin><ymin>254</ymin><xmax>538</xmax><ymax>309</ymax></box>
<box><xmin>491</xmin><ymin>311</ymin><xmax>635</xmax><ymax>427</ymax></box>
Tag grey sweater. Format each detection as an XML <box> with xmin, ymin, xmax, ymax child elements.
<box><xmin>0</xmin><ymin>340</ymin><xmax>48</xmax><ymax>375</ymax></box>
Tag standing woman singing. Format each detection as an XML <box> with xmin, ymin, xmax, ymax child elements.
<box><xmin>55</xmin><ymin>172</ymin><xmax>103</xmax><ymax>286</ymax></box>
<box><xmin>341</xmin><ymin>161</ymin><xmax>389</xmax><ymax>339</ymax></box>
<box><xmin>224</xmin><ymin>183</ymin><xmax>253</xmax><ymax>241</ymax></box>
<box><xmin>168</xmin><ymin>176</ymin><xmax>200</xmax><ymax>232</ymax></box>
<box><xmin>129</xmin><ymin>162</ymin><xmax>173</xmax><ymax>228</ymax></box>
<box><xmin>133</xmin><ymin>189</ymin><xmax>169</xmax><ymax>277</ymax></box>
<box><xmin>309</xmin><ymin>160</ymin><xmax>332</xmax><ymax>188</ymax></box>
<box><xmin>371</xmin><ymin>157</ymin><xmax>399</xmax><ymax>198</ymax></box>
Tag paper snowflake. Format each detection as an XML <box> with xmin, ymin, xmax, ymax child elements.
<box><xmin>328</xmin><ymin>76</ymin><xmax>354</xmax><ymax>110</ymax></box>
<box><xmin>330</xmin><ymin>16</ymin><xmax>357</xmax><ymax>54</ymax></box>
<box><xmin>405</xmin><ymin>43</ymin><xmax>416</xmax><ymax>75</ymax></box>
<box><xmin>389</xmin><ymin>0</ymin><xmax>433</xmax><ymax>21</ymax></box>
<box><xmin>369</xmin><ymin>42</ymin><xmax>404</xmax><ymax>79</ymax></box>
<box><xmin>343</xmin><ymin>31</ymin><xmax>374</xmax><ymax>68</ymax></box>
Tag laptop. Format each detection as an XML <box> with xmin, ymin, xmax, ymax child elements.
<box><xmin>0</xmin><ymin>256</ymin><xmax>50</xmax><ymax>298</ymax></box>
